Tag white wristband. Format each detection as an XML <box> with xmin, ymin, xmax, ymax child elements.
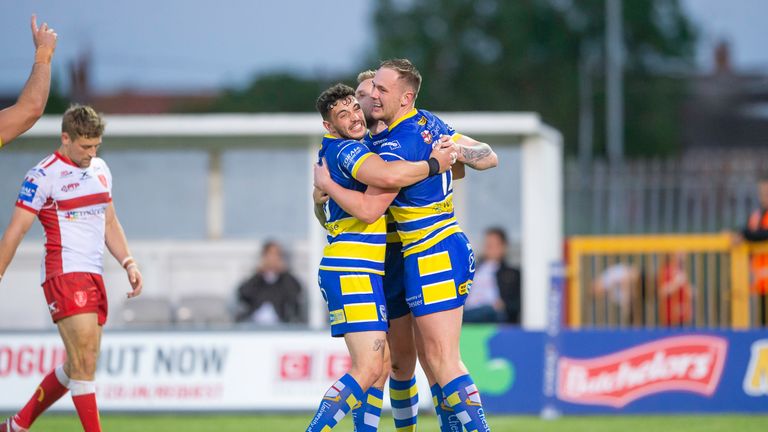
<box><xmin>120</xmin><ymin>256</ymin><xmax>134</xmax><ymax>268</ymax></box>
<box><xmin>126</xmin><ymin>263</ymin><xmax>138</xmax><ymax>271</ymax></box>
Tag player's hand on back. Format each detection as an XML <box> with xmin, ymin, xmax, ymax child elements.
<box><xmin>430</xmin><ymin>136</ymin><xmax>457</xmax><ymax>174</ymax></box>
<box><xmin>126</xmin><ymin>264</ymin><xmax>143</xmax><ymax>298</ymax></box>
<box><xmin>313</xmin><ymin>187</ymin><xmax>329</xmax><ymax>205</ymax></box>
<box><xmin>313</xmin><ymin>158</ymin><xmax>333</xmax><ymax>192</ymax></box>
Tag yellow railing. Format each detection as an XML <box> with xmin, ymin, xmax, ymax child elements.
<box><xmin>567</xmin><ymin>233</ymin><xmax>768</xmax><ymax>329</ymax></box>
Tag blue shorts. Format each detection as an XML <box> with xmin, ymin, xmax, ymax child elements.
<box><xmin>318</xmin><ymin>270</ymin><xmax>388</xmax><ymax>337</ymax></box>
<box><xmin>403</xmin><ymin>232</ymin><xmax>476</xmax><ymax>317</ymax></box>
<box><xmin>384</xmin><ymin>242</ymin><xmax>410</xmax><ymax>321</ymax></box>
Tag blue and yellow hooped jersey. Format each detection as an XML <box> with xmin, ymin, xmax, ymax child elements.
<box><xmin>318</xmin><ymin>134</ymin><xmax>387</xmax><ymax>275</ymax></box>
<box><xmin>375</xmin><ymin>109</ymin><xmax>463</xmax><ymax>257</ymax></box>
<box><xmin>363</xmin><ymin>129</ymin><xmax>403</xmax><ymax>246</ymax></box>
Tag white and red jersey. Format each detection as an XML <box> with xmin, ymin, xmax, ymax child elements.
<box><xmin>16</xmin><ymin>152</ymin><xmax>113</xmax><ymax>283</ymax></box>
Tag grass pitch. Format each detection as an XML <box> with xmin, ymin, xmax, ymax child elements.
<box><xmin>25</xmin><ymin>413</ymin><xmax>768</xmax><ymax>431</ymax></box>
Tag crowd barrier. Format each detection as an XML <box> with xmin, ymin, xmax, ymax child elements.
<box><xmin>0</xmin><ymin>326</ymin><xmax>766</xmax><ymax>413</ymax></box>
<box><xmin>567</xmin><ymin>233</ymin><xmax>768</xmax><ymax>328</ymax></box>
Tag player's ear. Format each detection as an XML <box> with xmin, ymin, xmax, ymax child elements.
<box><xmin>401</xmin><ymin>91</ymin><xmax>414</xmax><ymax>107</ymax></box>
<box><xmin>322</xmin><ymin>120</ymin><xmax>335</xmax><ymax>135</ymax></box>
<box><xmin>61</xmin><ymin>132</ymin><xmax>71</xmax><ymax>146</ymax></box>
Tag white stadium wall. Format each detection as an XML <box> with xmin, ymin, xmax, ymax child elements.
<box><xmin>0</xmin><ymin>113</ymin><xmax>562</xmax><ymax>330</ymax></box>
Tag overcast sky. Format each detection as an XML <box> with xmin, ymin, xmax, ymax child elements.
<box><xmin>0</xmin><ymin>0</ymin><xmax>766</xmax><ymax>93</ymax></box>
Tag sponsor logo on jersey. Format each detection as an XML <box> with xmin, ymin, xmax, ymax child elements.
<box><xmin>380</xmin><ymin>140</ymin><xmax>401</xmax><ymax>151</ymax></box>
<box><xmin>329</xmin><ymin>309</ymin><xmax>346</xmax><ymax>325</ymax></box>
<box><xmin>743</xmin><ymin>339</ymin><xmax>768</xmax><ymax>396</ymax></box>
<box><xmin>421</xmin><ymin>130</ymin><xmax>434</xmax><ymax>145</ymax></box>
<box><xmin>60</xmin><ymin>170</ymin><xmax>73</xmax><ymax>178</ymax></box>
<box><xmin>557</xmin><ymin>335</ymin><xmax>727</xmax><ymax>408</ymax></box>
<box><xmin>28</xmin><ymin>168</ymin><xmax>46</xmax><ymax>178</ymax></box>
<box><xmin>80</xmin><ymin>171</ymin><xmax>91</xmax><ymax>180</ymax></box>
<box><xmin>61</xmin><ymin>182</ymin><xmax>80</xmax><ymax>193</ymax></box>
<box><xmin>18</xmin><ymin>181</ymin><xmax>38</xmax><ymax>203</ymax></box>
<box><xmin>64</xmin><ymin>207</ymin><xmax>106</xmax><ymax>221</ymax></box>
<box><xmin>406</xmin><ymin>295</ymin><xmax>424</xmax><ymax>308</ymax></box>
<box><xmin>341</xmin><ymin>146</ymin><xmax>364</xmax><ymax>172</ymax></box>
<box><xmin>458</xmin><ymin>280</ymin><xmax>472</xmax><ymax>296</ymax></box>
<box><xmin>74</xmin><ymin>291</ymin><xmax>88</xmax><ymax>308</ymax></box>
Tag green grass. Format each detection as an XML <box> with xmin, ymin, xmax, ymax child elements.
<box><xmin>24</xmin><ymin>413</ymin><xmax>768</xmax><ymax>432</ymax></box>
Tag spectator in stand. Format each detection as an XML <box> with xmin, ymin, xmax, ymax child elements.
<box><xmin>463</xmin><ymin>227</ymin><xmax>521</xmax><ymax>324</ymax></box>
<box><xmin>235</xmin><ymin>241</ymin><xmax>304</xmax><ymax>324</ymax></box>
<box><xmin>592</xmin><ymin>262</ymin><xmax>641</xmax><ymax>325</ymax></box>
<box><xmin>732</xmin><ymin>176</ymin><xmax>768</xmax><ymax>326</ymax></box>
<box><xmin>658</xmin><ymin>252</ymin><xmax>693</xmax><ymax>327</ymax></box>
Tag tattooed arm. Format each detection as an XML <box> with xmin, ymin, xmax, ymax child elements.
<box><xmin>452</xmin><ymin>134</ymin><xmax>498</xmax><ymax>170</ymax></box>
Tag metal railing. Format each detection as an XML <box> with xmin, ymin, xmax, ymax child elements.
<box><xmin>567</xmin><ymin>233</ymin><xmax>768</xmax><ymax>329</ymax></box>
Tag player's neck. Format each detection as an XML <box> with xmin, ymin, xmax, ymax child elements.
<box><xmin>369</xmin><ymin>120</ymin><xmax>387</xmax><ymax>135</ymax></box>
<box><xmin>388</xmin><ymin>105</ymin><xmax>416</xmax><ymax>127</ymax></box>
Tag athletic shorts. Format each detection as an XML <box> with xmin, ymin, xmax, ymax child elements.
<box><xmin>318</xmin><ymin>270</ymin><xmax>388</xmax><ymax>337</ymax></box>
<box><xmin>383</xmin><ymin>242</ymin><xmax>410</xmax><ymax>321</ymax></box>
<box><xmin>42</xmin><ymin>272</ymin><xmax>108</xmax><ymax>326</ymax></box>
<box><xmin>403</xmin><ymin>232</ymin><xmax>475</xmax><ymax>317</ymax></box>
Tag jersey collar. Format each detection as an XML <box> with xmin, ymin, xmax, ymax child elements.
<box><xmin>387</xmin><ymin>108</ymin><xmax>418</xmax><ymax>132</ymax></box>
<box><xmin>54</xmin><ymin>151</ymin><xmax>80</xmax><ymax>168</ymax></box>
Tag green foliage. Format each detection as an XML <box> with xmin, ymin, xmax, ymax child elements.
<box><xmin>43</xmin><ymin>75</ymin><xmax>70</xmax><ymax>114</ymax></box>
<box><xmin>208</xmin><ymin>73</ymin><xmax>341</xmax><ymax>113</ymax></box>
<box><xmin>372</xmin><ymin>0</ymin><xmax>697</xmax><ymax>157</ymax></box>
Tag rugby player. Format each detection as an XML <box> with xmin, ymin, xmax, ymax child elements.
<box><xmin>314</xmin><ymin>59</ymin><xmax>497</xmax><ymax>432</ymax></box>
<box><xmin>0</xmin><ymin>105</ymin><xmax>142</xmax><ymax>432</ymax></box>
<box><xmin>306</xmin><ymin>84</ymin><xmax>454</xmax><ymax>431</ymax></box>
<box><xmin>0</xmin><ymin>15</ymin><xmax>57</xmax><ymax>149</ymax></box>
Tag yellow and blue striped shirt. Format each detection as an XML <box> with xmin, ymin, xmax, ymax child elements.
<box><xmin>375</xmin><ymin>109</ymin><xmax>464</xmax><ymax>257</ymax></box>
<box><xmin>318</xmin><ymin>134</ymin><xmax>386</xmax><ymax>275</ymax></box>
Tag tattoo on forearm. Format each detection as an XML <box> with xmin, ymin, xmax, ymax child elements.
<box><xmin>461</xmin><ymin>144</ymin><xmax>493</xmax><ymax>165</ymax></box>
<box><xmin>373</xmin><ymin>339</ymin><xmax>385</xmax><ymax>352</ymax></box>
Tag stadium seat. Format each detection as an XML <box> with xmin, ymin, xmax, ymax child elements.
<box><xmin>175</xmin><ymin>295</ymin><xmax>233</xmax><ymax>326</ymax></box>
<box><xmin>117</xmin><ymin>297</ymin><xmax>174</xmax><ymax>327</ymax></box>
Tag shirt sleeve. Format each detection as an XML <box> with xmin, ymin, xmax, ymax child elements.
<box><xmin>15</xmin><ymin>168</ymin><xmax>51</xmax><ymax>214</ymax></box>
<box><xmin>434</xmin><ymin>114</ymin><xmax>461</xmax><ymax>141</ymax></box>
<box><xmin>337</xmin><ymin>140</ymin><xmax>374</xmax><ymax>180</ymax></box>
<box><xmin>102</xmin><ymin>160</ymin><xmax>114</xmax><ymax>199</ymax></box>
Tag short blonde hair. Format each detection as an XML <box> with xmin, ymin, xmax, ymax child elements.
<box><xmin>379</xmin><ymin>58</ymin><xmax>422</xmax><ymax>95</ymax></box>
<box><xmin>62</xmin><ymin>104</ymin><xmax>105</xmax><ymax>139</ymax></box>
<box><xmin>357</xmin><ymin>70</ymin><xmax>376</xmax><ymax>84</ymax></box>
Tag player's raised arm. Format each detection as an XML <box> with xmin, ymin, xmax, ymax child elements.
<box><xmin>0</xmin><ymin>208</ymin><xmax>37</xmax><ymax>283</ymax></box>
<box><xmin>0</xmin><ymin>15</ymin><xmax>57</xmax><ymax>147</ymax></box>
<box><xmin>104</xmin><ymin>203</ymin><xmax>143</xmax><ymax>298</ymax></box>
<box><xmin>314</xmin><ymin>159</ymin><xmax>398</xmax><ymax>224</ymax></box>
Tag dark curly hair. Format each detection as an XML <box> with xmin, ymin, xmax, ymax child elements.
<box><xmin>316</xmin><ymin>83</ymin><xmax>356</xmax><ymax>120</ymax></box>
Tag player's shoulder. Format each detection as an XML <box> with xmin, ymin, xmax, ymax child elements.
<box><xmin>90</xmin><ymin>156</ymin><xmax>110</xmax><ymax>170</ymax></box>
<box><xmin>24</xmin><ymin>153</ymin><xmax>59</xmax><ymax>181</ymax></box>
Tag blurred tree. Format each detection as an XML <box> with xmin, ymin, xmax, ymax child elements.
<box><xmin>44</xmin><ymin>76</ymin><xmax>71</xmax><ymax>114</ymax></box>
<box><xmin>371</xmin><ymin>0</ymin><xmax>697</xmax><ymax>157</ymax></box>
<box><xmin>208</xmin><ymin>73</ymin><xmax>334</xmax><ymax>113</ymax></box>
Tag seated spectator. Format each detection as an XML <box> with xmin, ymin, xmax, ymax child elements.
<box><xmin>464</xmin><ymin>227</ymin><xmax>521</xmax><ymax>324</ymax></box>
<box><xmin>658</xmin><ymin>252</ymin><xmax>693</xmax><ymax>327</ymax></box>
<box><xmin>235</xmin><ymin>241</ymin><xmax>304</xmax><ymax>324</ymax></box>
